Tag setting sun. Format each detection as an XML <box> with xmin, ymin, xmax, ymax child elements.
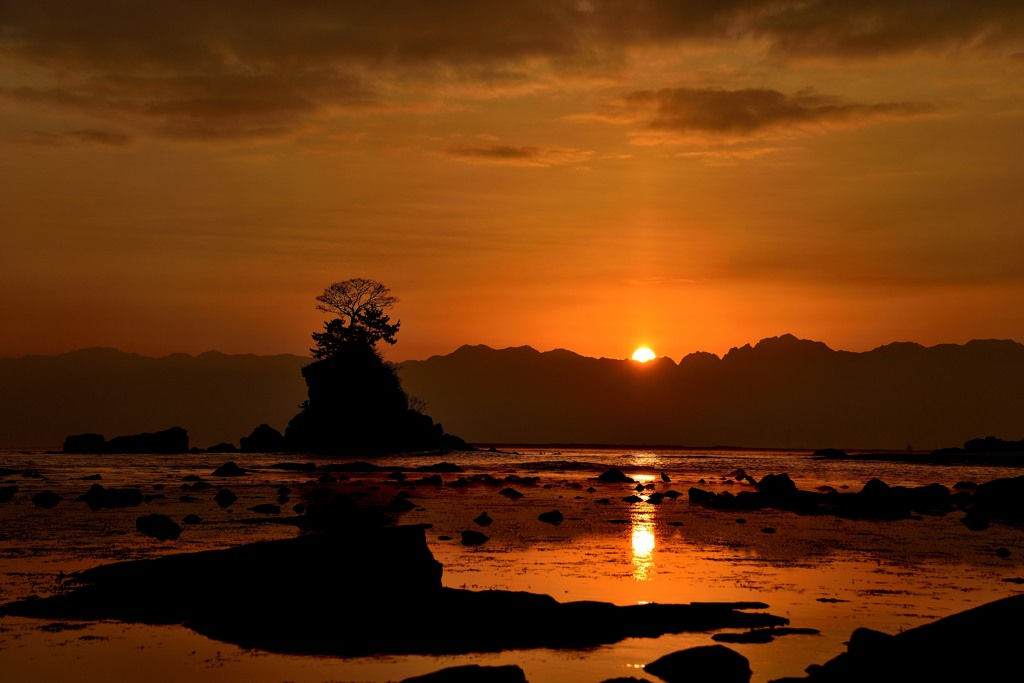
<box><xmin>631</xmin><ymin>347</ymin><xmax>656</xmax><ymax>362</ymax></box>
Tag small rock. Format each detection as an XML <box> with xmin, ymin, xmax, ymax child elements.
<box><xmin>136</xmin><ymin>513</ymin><xmax>182</xmax><ymax>541</ymax></box>
<box><xmin>214</xmin><ymin>488</ymin><xmax>238</xmax><ymax>507</ymax></box>
<box><xmin>211</xmin><ymin>461</ymin><xmax>247</xmax><ymax>477</ymax></box>
<box><xmin>538</xmin><ymin>509</ymin><xmax>564</xmax><ymax>525</ymax></box>
<box><xmin>474</xmin><ymin>512</ymin><xmax>493</xmax><ymax>527</ymax></box>
<box><xmin>183</xmin><ymin>514</ymin><xmax>202</xmax><ymax>524</ymax></box>
<box><xmin>248</xmin><ymin>503</ymin><xmax>281</xmax><ymax>514</ymax></box>
<box><xmin>32</xmin><ymin>490</ymin><xmax>61</xmax><ymax>508</ymax></box>
<box><xmin>597</xmin><ymin>468</ymin><xmax>635</xmax><ymax>484</ymax></box>
<box><xmin>460</xmin><ymin>530</ymin><xmax>488</xmax><ymax>546</ymax></box>
<box><xmin>499</xmin><ymin>487</ymin><xmax>523</xmax><ymax>499</ymax></box>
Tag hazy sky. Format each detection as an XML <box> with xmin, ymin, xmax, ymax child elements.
<box><xmin>3</xmin><ymin>1</ymin><xmax>1023</xmax><ymax>361</ymax></box>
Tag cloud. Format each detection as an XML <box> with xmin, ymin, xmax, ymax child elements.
<box><xmin>0</xmin><ymin>2</ymin><xmax>1015</xmax><ymax>141</ymax></box>
<box><xmin>442</xmin><ymin>144</ymin><xmax>593</xmax><ymax>167</ymax></box>
<box><xmin>589</xmin><ymin>87</ymin><xmax>934</xmax><ymax>143</ymax></box>
<box><xmin>8</xmin><ymin>128</ymin><xmax>132</xmax><ymax>147</ymax></box>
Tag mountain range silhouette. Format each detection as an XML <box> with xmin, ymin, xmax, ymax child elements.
<box><xmin>2</xmin><ymin>335</ymin><xmax>1022</xmax><ymax>449</ymax></box>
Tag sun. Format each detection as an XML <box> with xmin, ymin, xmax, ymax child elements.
<box><xmin>631</xmin><ymin>347</ymin><xmax>656</xmax><ymax>362</ymax></box>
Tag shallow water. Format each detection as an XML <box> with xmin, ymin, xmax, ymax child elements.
<box><xmin>1</xmin><ymin>447</ymin><xmax>1022</xmax><ymax>682</ymax></box>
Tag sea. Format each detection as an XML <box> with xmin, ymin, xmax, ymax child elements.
<box><xmin>1</xmin><ymin>445</ymin><xmax>1022</xmax><ymax>683</ymax></box>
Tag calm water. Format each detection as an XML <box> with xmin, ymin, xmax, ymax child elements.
<box><xmin>1</xmin><ymin>446</ymin><xmax>1022</xmax><ymax>683</ymax></box>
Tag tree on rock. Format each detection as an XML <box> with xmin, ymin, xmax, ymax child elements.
<box><xmin>311</xmin><ymin>278</ymin><xmax>400</xmax><ymax>356</ymax></box>
<box><xmin>285</xmin><ymin>279</ymin><xmax>467</xmax><ymax>455</ymax></box>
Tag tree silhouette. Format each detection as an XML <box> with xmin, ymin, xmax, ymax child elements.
<box><xmin>311</xmin><ymin>278</ymin><xmax>400</xmax><ymax>358</ymax></box>
<box><xmin>284</xmin><ymin>278</ymin><xmax>467</xmax><ymax>455</ymax></box>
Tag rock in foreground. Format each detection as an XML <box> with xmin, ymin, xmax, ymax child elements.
<box><xmin>646</xmin><ymin>644</ymin><xmax>751</xmax><ymax>683</ymax></box>
<box><xmin>772</xmin><ymin>593</ymin><xmax>1024</xmax><ymax>682</ymax></box>
<box><xmin>1</xmin><ymin>525</ymin><xmax>786</xmax><ymax>657</ymax></box>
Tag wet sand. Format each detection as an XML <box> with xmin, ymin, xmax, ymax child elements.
<box><xmin>1</xmin><ymin>449</ymin><xmax>1022</xmax><ymax>682</ymax></box>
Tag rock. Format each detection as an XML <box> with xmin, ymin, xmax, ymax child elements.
<box><xmin>621</xmin><ymin>495</ymin><xmax>643</xmax><ymax>503</ymax></box>
<box><xmin>387</xmin><ymin>496</ymin><xmax>419</xmax><ymax>513</ymax></box>
<box><xmin>645</xmin><ymin>644</ymin><xmax>751</xmax><ymax>683</ymax></box>
<box><xmin>318</xmin><ymin>474</ymin><xmax>337</xmax><ymax>484</ymax></box>
<box><xmin>212</xmin><ymin>461</ymin><xmax>247</xmax><ymax>477</ymax></box>
<box><xmin>996</xmin><ymin>547</ymin><xmax>1011</xmax><ymax>558</ymax></box>
<box><xmin>499</xmin><ymin>487</ymin><xmax>523</xmax><ymax>499</ymax></box>
<box><xmin>239</xmin><ymin>423</ymin><xmax>286</xmax><ymax>453</ymax></box>
<box><xmin>474</xmin><ymin>512</ymin><xmax>493</xmax><ymax>526</ymax></box>
<box><xmin>76</xmin><ymin>484</ymin><xmax>145</xmax><ymax>510</ymax></box>
<box><xmin>205</xmin><ymin>442</ymin><xmax>238</xmax><ymax>453</ymax></box>
<box><xmin>103</xmin><ymin>427</ymin><xmax>189</xmax><ymax>454</ymax></box>
<box><xmin>760</xmin><ymin>527</ymin><xmax>776</xmax><ymax>534</ymax></box>
<box><xmin>80</xmin><ymin>474</ymin><xmax>102</xmax><ymax>481</ymax></box>
<box><xmin>400</xmin><ymin>664</ymin><xmax>527</xmax><ymax>682</ymax></box>
<box><xmin>267</xmin><ymin>462</ymin><xmax>317</xmax><ymax>472</ymax></box>
<box><xmin>0</xmin><ymin>485</ymin><xmax>17</xmax><ymax>503</ymax></box>
<box><xmin>136</xmin><ymin>513</ymin><xmax>182</xmax><ymax>541</ymax></box>
<box><xmin>214</xmin><ymin>488</ymin><xmax>238</xmax><ymax>507</ymax></box>
<box><xmin>756</xmin><ymin>473</ymin><xmax>798</xmax><ymax>497</ymax></box>
<box><xmin>32</xmin><ymin>490</ymin><xmax>61</xmax><ymax>508</ymax></box>
<box><xmin>63</xmin><ymin>433</ymin><xmax>106</xmax><ymax>454</ymax></box>
<box><xmin>538</xmin><ymin>509</ymin><xmax>564</xmax><ymax>524</ymax></box>
<box><xmin>460</xmin><ymin>530</ymin><xmax>489</xmax><ymax>546</ymax></box>
<box><xmin>961</xmin><ymin>510</ymin><xmax>990</xmax><ymax>531</ymax></box>
<box><xmin>813</xmin><ymin>448</ymin><xmax>848</xmax><ymax>458</ymax></box>
<box><xmin>597</xmin><ymin>468</ymin><xmax>635</xmax><ymax>483</ymax></box>
<box><xmin>183</xmin><ymin>514</ymin><xmax>202</xmax><ymax>524</ymax></box>
<box><xmin>775</xmin><ymin>594</ymin><xmax>1024</xmax><ymax>682</ymax></box>
<box><xmin>248</xmin><ymin>504</ymin><xmax>282</xmax><ymax>514</ymax></box>
<box><xmin>648</xmin><ymin>492</ymin><xmax>665</xmax><ymax>504</ymax></box>
<box><xmin>416</xmin><ymin>462</ymin><xmax>464</xmax><ymax>473</ymax></box>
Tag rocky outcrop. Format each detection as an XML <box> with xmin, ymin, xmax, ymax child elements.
<box><xmin>1</xmin><ymin>525</ymin><xmax>787</xmax><ymax>657</ymax></box>
<box><xmin>284</xmin><ymin>344</ymin><xmax>469</xmax><ymax>455</ymax></box>
<box><xmin>62</xmin><ymin>427</ymin><xmax>189</xmax><ymax>455</ymax></box>
<box><xmin>239</xmin><ymin>423</ymin><xmax>286</xmax><ymax>453</ymax></box>
<box><xmin>771</xmin><ymin>594</ymin><xmax>1024</xmax><ymax>682</ymax></box>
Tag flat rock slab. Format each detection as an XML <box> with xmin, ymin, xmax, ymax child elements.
<box><xmin>1</xmin><ymin>526</ymin><xmax>787</xmax><ymax>658</ymax></box>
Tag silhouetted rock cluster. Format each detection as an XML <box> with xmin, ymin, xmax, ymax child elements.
<box><xmin>283</xmin><ymin>344</ymin><xmax>468</xmax><ymax>455</ymax></box>
<box><xmin>689</xmin><ymin>473</ymin><xmax>961</xmax><ymax>520</ymax></box>
<box><xmin>239</xmin><ymin>423</ymin><xmax>286</xmax><ymax>452</ymax></box>
<box><xmin>63</xmin><ymin>427</ymin><xmax>189</xmax><ymax>454</ymax></box>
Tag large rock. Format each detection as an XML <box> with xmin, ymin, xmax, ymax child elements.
<box><xmin>645</xmin><ymin>644</ymin><xmax>751</xmax><ymax>683</ymax></box>
<box><xmin>239</xmin><ymin>423</ymin><xmax>286</xmax><ymax>453</ymax></box>
<box><xmin>775</xmin><ymin>594</ymin><xmax>1024</xmax><ymax>682</ymax></box>
<box><xmin>284</xmin><ymin>343</ymin><xmax>468</xmax><ymax>455</ymax></box>
<box><xmin>63</xmin><ymin>433</ymin><xmax>106</xmax><ymax>454</ymax></box>
<box><xmin>101</xmin><ymin>427</ymin><xmax>189</xmax><ymax>454</ymax></box>
<box><xmin>1</xmin><ymin>526</ymin><xmax>788</xmax><ymax>658</ymax></box>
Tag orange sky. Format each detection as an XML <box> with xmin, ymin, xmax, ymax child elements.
<box><xmin>2</xmin><ymin>2</ymin><xmax>1023</xmax><ymax>362</ymax></box>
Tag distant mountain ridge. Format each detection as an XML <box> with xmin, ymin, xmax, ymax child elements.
<box><xmin>2</xmin><ymin>335</ymin><xmax>1022</xmax><ymax>450</ymax></box>
<box><xmin>398</xmin><ymin>334</ymin><xmax>1024</xmax><ymax>450</ymax></box>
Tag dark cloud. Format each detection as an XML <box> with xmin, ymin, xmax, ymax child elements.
<box><xmin>443</xmin><ymin>144</ymin><xmax>593</xmax><ymax>167</ymax></box>
<box><xmin>619</xmin><ymin>87</ymin><xmax>934</xmax><ymax>137</ymax></box>
<box><xmin>0</xmin><ymin>2</ymin><xmax>1016</xmax><ymax>140</ymax></box>
<box><xmin>9</xmin><ymin>128</ymin><xmax>132</xmax><ymax>147</ymax></box>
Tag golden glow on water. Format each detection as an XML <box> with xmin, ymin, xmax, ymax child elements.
<box><xmin>630</xmin><ymin>509</ymin><xmax>656</xmax><ymax>581</ymax></box>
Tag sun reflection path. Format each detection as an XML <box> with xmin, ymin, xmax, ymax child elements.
<box><xmin>630</xmin><ymin>474</ymin><xmax>658</xmax><ymax>582</ymax></box>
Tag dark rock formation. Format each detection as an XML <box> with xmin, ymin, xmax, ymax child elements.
<box><xmin>63</xmin><ymin>433</ymin><xmax>105</xmax><ymax>454</ymax></box>
<box><xmin>461</xmin><ymin>530</ymin><xmax>489</xmax><ymax>546</ymax></box>
<box><xmin>205</xmin><ymin>442</ymin><xmax>238</xmax><ymax>453</ymax></box>
<box><xmin>283</xmin><ymin>343</ymin><xmax>469</xmax><ymax>455</ymax></box>
<box><xmin>774</xmin><ymin>594</ymin><xmax>1024</xmax><ymax>682</ymax></box>
<box><xmin>645</xmin><ymin>644</ymin><xmax>751</xmax><ymax>683</ymax></box>
<box><xmin>499</xmin><ymin>487</ymin><xmax>523</xmax><ymax>499</ymax></box>
<box><xmin>214</xmin><ymin>489</ymin><xmax>237</xmax><ymax>508</ymax></box>
<box><xmin>136</xmin><ymin>514</ymin><xmax>182</xmax><ymax>541</ymax></box>
<box><xmin>474</xmin><ymin>512</ymin><xmax>493</xmax><ymax>527</ymax></box>
<box><xmin>212</xmin><ymin>461</ymin><xmax>247</xmax><ymax>477</ymax></box>
<box><xmin>0</xmin><ymin>485</ymin><xmax>17</xmax><ymax>503</ymax></box>
<box><xmin>32</xmin><ymin>490</ymin><xmax>61</xmax><ymax>508</ymax></box>
<box><xmin>538</xmin><ymin>510</ymin><xmax>564</xmax><ymax>525</ymax></box>
<box><xmin>1</xmin><ymin>525</ymin><xmax>788</xmax><ymax>658</ymax></box>
<box><xmin>76</xmin><ymin>484</ymin><xmax>144</xmax><ymax>510</ymax></box>
<box><xmin>104</xmin><ymin>427</ymin><xmax>189</xmax><ymax>454</ymax></box>
<box><xmin>597</xmin><ymin>468</ymin><xmax>635</xmax><ymax>483</ymax></box>
<box><xmin>247</xmin><ymin>504</ymin><xmax>281</xmax><ymax>515</ymax></box>
<box><xmin>239</xmin><ymin>423</ymin><xmax>286</xmax><ymax>453</ymax></box>
<box><xmin>400</xmin><ymin>664</ymin><xmax>527</xmax><ymax>683</ymax></box>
